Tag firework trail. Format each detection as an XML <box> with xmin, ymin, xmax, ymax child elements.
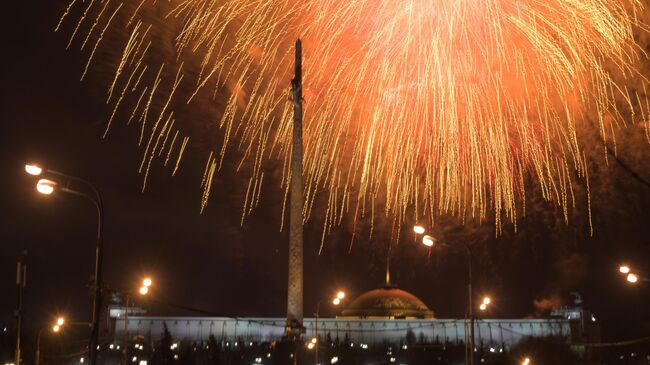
<box><xmin>57</xmin><ymin>0</ymin><xmax>649</xmax><ymax>240</ymax></box>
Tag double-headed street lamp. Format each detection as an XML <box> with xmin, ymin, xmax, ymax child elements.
<box><xmin>25</xmin><ymin>163</ymin><xmax>104</xmax><ymax>365</ymax></box>
<box><xmin>479</xmin><ymin>297</ymin><xmax>491</xmax><ymax>312</ymax></box>
<box><xmin>311</xmin><ymin>290</ymin><xmax>345</xmax><ymax>365</ymax></box>
<box><xmin>36</xmin><ymin>317</ymin><xmax>91</xmax><ymax>365</ymax></box>
<box><xmin>35</xmin><ymin>317</ymin><xmax>63</xmax><ymax>365</ymax></box>
<box><xmin>122</xmin><ymin>277</ymin><xmax>153</xmax><ymax>365</ymax></box>
<box><xmin>619</xmin><ymin>265</ymin><xmax>648</xmax><ymax>284</ymax></box>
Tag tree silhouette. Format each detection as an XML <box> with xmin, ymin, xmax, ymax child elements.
<box><xmin>206</xmin><ymin>335</ymin><xmax>222</xmax><ymax>365</ymax></box>
<box><xmin>151</xmin><ymin>323</ymin><xmax>174</xmax><ymax>365</ymax></box>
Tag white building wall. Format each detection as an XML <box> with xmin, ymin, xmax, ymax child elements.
<box><xmin>114</xmin><ymin>317</ymin><xmax>571</xmax><ymax>347</ymax></box>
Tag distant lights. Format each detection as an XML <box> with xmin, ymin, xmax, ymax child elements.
<box><xmin>413</xmin><ymin>225</ymin><xmax>425</xmax><ymax>234</ymax></box>
<box><xmin>332</xmin><ymin>297</ymin><xmax>341</xmax><ymax>305</ymax></box>
<box><xmin>619</xmin><ymin>265</ymin><xmax>631</xmax><ymax>274</ymax></box>
<box><xmin>522</xmin><ymin>357</ymin><xmax>531</xmax><ymax>365</ymax></box>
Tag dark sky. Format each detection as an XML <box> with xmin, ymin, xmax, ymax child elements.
<box><xmin>1</xmin><ymin>0</ymin><xmax>649</xmax><ymax>348</ymax></box>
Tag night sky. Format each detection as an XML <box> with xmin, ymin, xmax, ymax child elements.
<box><xmin>1</xmin><ymin>0</ymin><xmax>649</xmax><ymax>349</ymax></box>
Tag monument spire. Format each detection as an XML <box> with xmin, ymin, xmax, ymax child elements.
<box><xmin>286</xmin><ymin>38</ymin><xmax>304</xmax><ymax>338</ymax></box>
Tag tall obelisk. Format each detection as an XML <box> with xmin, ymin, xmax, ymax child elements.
<box><xmin>286</xmin><ymin>39</ymin><xmax>304</xmax><ymax>338</ymax></box>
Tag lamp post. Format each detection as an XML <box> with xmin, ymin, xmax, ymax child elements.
<box><xmin>14</xmin><ymin>251</ymin><xmax>27</xmax><ymax>365</ymax></box>
<box><xmin>36</xmin><ymin>317</ymin><xmax>91</xmax><ymax>365</ymax></box>
<box><xmin>122</xmin><ymin>278</ymin><xmax>152</xmax><ymax>365</ymax></box>
<box><xmin>413</xmin><ymin>225</ymin><xmax>476</xmax><ymax>365</ymax></box>
<box><xmin>313</xmin><ymin>291</ymin><xmax>345</xmax><ymax>365</ymax></box>
<box><xmin>25</xmin><ymin>164</ymin><xmax>104</xmax><ymax>365</ymax></box>
<box><xmin>35</xmin><ymin>318</ymin><xmax>63</xmax><ymax>365</ymax></box>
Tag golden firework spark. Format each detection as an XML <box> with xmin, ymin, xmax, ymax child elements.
<box><xmin>57</xmin><ymin>0</ymin><xmax>649</xmax><ymax>240</ymax></box>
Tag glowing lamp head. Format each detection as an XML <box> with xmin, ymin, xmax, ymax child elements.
<box><xmin>332</xmin><ymin>297</ymin><xmax>341</xmax><ymax>305</ymax></box>
<box><xmin>25</xmin><ymin>164</ymin><xmax>43</xmax><ymax>176</ymax></box>
<box><xmin>143</xmin><ymin>278</ymin><xmax>153</xmax><ymax>287</ymax></box>
<box><xmin>36</xmin><ymin>179</ymin><xmax>57</xmax><ymax>195</ymax></box>
<box><xmin>53</xmin><ymin>325</ymin><xmax>60</xmax><ymax>332</ymax></box>
<box><xmin>619</xmin><ymin>265</ymin><xmax>630</xmax><ymax>274</ymax></box>
<box><xmin>311</xmin><ymin>337</ymin><xmax>317</xmax><ymax>344</ymax></box>
<box><xmin>413</xmin><ymin>225</ymin><xmax>425</xmax><ymax>235</ymax></box>
<box><xmin>307</xmin><ymin>343</ymin><xmax>315</xmax><ymax>350</ymax></box>
<box><xmin>522</xmin><ymin>357</ymin><xmax>531</xmax><ymax>365</ymax></box>
<box><xmin>56</xmin><ymin>317</ymin><xmax>65</xmax><ymax>326</ymax></box>
<box><xmin>482</xmin><ymin>297</ymin><xmax>491</xmax><ymax>305</ymax></box>
<box><xmin>479</xmin><ymin>303</ymin><xmax>487</xmax><ymax>311</ymax></box>
<box><xmin>139</xmin><ymin>286</ymin><xmax>149</xmax><ymax>295</ymax></box>
<box><xmin>422</xmin><ymin>235</ymin><xmax>435</xmax><ymax>247</ymax></box>
<box><xmin>336</xmin><ymin>291</ymin><xmax>345</xmax><ymax>299</ymax></box>
<box><xmin>627</xmin><ymin>273</ymin><xmax>639</xmax><ymax>283</ymax></box>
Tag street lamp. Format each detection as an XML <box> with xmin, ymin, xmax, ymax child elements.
<box><xmin>25</xmin><ymin>164</ymin><xmax>44</xmax><ymax>176</ymax></box>
<box><xmin>627</xmin><ymin>273</ymin><xmax>639</xmax><ymax>283</ymax></box>
<box><xmin>36</xmin><ymin>317</ymin><xmax>67</xmax><ymax>365</ymax></box>
<box><xmin>618</xmin><ymin>264</ymin><xmax>648</xmax><ymax>284</ymax></box>
<box><xmin>36</xmin><ymin>179</ymin><xmax>57</xmax><ymax>195</ymax></box>
<box><xmin>123</xmin><ymin>277</ymin><xmax>153</xmax><ymax>365</ymax></box>
<box><xmin>413</xmin><ymin>225</ymin><xmax>476</xmax><ymax>365</ymax></box>
<box><xmin>413</xmin><ymin>225</ymin><xmax>426</xmax><ymax>235</ymax></box>
<box><xmin>479</xmin><ymin>297</ymin><xmax>491</xmax><ymax>311</ymax></box>
<box><xmin>36</xmin><ymin>317</ymin><xmax>91</xmax><ymax>365</ymax></box>
<box><xmin>522</xmin><ymin>357</ymin><xmax>531</xmax><ymax>365</ymax></box>
<box><xmin>25</xmin><ymin>163</ymin><xmax>104</xmax><ymax>365</ymax></box>
<box><xmin>314</xmin><ymin>290</ymin><xmax>345</xmax><ymax>365</ymax></box>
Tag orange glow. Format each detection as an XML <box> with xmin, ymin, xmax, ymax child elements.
<box><xmin>59</xmin><ymin>0</ymin><xmax>648</xmax><ymax>236</ymax></box>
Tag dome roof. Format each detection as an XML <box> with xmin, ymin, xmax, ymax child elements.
<box><xmin>340</xmin><ymin>286</ymin><xmax>434</xmax><ymax>319</ymax></box>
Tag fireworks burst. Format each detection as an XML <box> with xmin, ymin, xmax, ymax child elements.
<box><xmin>57</xmin><ymin>0</ymin><xmax>649</xmax><ymax>241</ymax></box>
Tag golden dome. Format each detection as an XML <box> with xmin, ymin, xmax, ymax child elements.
<box><xmin>340</xmin><ymin>285</ymin><xmax>434</xmax><ymax>319</ymax></box>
